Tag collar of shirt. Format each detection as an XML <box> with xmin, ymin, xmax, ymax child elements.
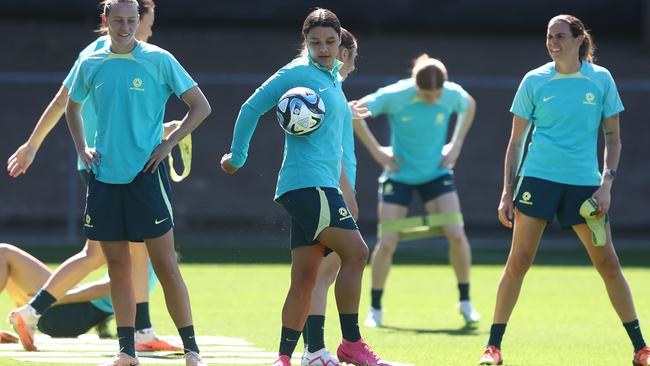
<box><xmin>307</xmin><ymin>55</ymin><xmax>343</xmax><ymax>80</ymax></box>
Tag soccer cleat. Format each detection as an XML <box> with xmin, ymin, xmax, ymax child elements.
<box><xmin>135</xmin><ymin>328</ymin><xmax>181</xmax><ymax>352</ymax></box>
<box><xmin>272</xmin><ymin>354</ymin><xmax>292</xmax><ymax>366</ymax></box>
<box><xmin>337</xmin><ymin>338</ymin><xmax>391</xmax><ymax>366</ymax></box>
<box><xmin>99</xmin><ymin>352</ymin><xmax>139</xmax><ymax>366</ymax></box>
<box><xmin>184</xmin><ymin>351</ymin><xmax>207</xmax><ymax>366</ymax></box>
<box><xmin>459</xmin><ymin>300</ymin><xmax>481</xmax><ymax>326</ymax></box>
<box><xmin>301</xmin><ymin>347</ymin><xmax>341</xmax><ymax>366</ymax></box>
<box><xmin>364</xmin><ymin>307</ymin><xmax>382</xmax><ymax>328</ymax></box>
<box><xmin>8</xmin><ymin>305</ymin><xmax>39</xmax><ymax>351</ymax></box>
<box><xmin>478</xmin><ymin>345</ymin><xmax>503</xmax><ymax>365</ymax></box>
<box><xmin>579</xmin><ymin>198</ymin><xmax>606</xmax><ymax>246</ymax></box>
<box><xmin>0</xmin><ymin>330</ymin><xmax>18</xmax><ymax>343</ymax></box>
<box><xmin>634</xmin><ymin>346</ymin><xmax>650</xmax><ymax>366</ymax></box>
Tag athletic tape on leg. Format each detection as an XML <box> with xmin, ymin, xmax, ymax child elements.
<box><xmin>168</xmin><ymin>133</ymin><xmax>192</xmax><ymax>182</ymax></box>
<box><xmin>379</xmin><ymin>212</ymin><xmax>464</xmax><ymax>241</ymax></box>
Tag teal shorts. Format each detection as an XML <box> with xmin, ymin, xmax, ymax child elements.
<box><xmin>37</xmin><ymin>302</ymin><xmax>111</xmax><ymax>338</ymax></box>
<box><xmin>514</xmin><ymin>176</ymin><xmax>599</xmax><ymax>228</ymax></box>
<box><xmin>276</xmin><ymin>187</ymin><xmax>358</xmax><ymax>253</ymax></box>
<box><xmin>83</xmin><ymin>164</ymin><xmax>174</xmax><ymax>242</ymax></box>
<box><xmin>379</xmin><ymin>174</ymin><xmax>456</xmax><ymax>207</ymax></box>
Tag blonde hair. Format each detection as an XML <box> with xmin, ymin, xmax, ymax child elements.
<box><xmin>411</xmin><ymin>54</ymin><xmax>448</xmax><ymax>90</ymax></box>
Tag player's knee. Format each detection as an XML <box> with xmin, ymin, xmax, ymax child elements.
<box><xmin>376</xmin><ymin>237</ymin><xmax>398</xmax><ymax>256</ymax></box>
<box><xmin>594</xmin><ymin>254</ymin><xmax>622</xmax><ymax>280</ymax></box>
<box><xmin>443</xmin><ymin>225</ymin><xmax>468</xmax><ymax>245</ymax></box>
<box><xmin>292</xmin><ymin>268</ymin><xmax>318</xmax><ymax>293</ymax></box>
<box><xmin>506</xmin><ymin>253</ymin><xmax>533</xmax><ymax>277</ymax></box>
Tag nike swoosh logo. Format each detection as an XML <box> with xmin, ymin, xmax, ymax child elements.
<box><xmin>155</xmin><ymin>218</ymin><xmax>169</xmax><ymax>225</ymax></box>
<box><xmin>443</xmin><ymin>180</ymin><xmax>453</xmax><ymax>186</ymax></box>
<box><xmin>95</xmin><ymin>82</ymin><xmax>104</xmax><ymax>90</ymax></box>
<box><xmin>401</xmin><ymin>116</ymin><xmax>413</xmax><ymax>122</ymax></box>
<box><xmin>543</xmin><ymin>96</ymin><xmax>555</xmax><ymax>102</ymax></box>
<box><xmin>318</xmin><ymin>87</ymin><xmax>329</xmax><ymax>93</ymax></box>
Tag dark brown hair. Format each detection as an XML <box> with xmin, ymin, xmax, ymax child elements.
<box><xmin>550</xmin><ymin>14</ymin><xmax>595</xmax><ymax>63</ymax></box>
<box><xmin>340</xmin><ymin>27</ymin><xmax>356</xmax><ymax>50</ymax></box>
<box><xmin>411</xmin><ymin>54</ymin><xmax>448</xmax><ymax>90</ymax></box>
<box><xmin>96</xmin><ymin>0</ymin><xmax>154</xmax><ymax>34</ymax></box>
<box><xmin>302</xmin><ymin>8</ymin><xmax>341</xmax><ymax>37</ymax></box>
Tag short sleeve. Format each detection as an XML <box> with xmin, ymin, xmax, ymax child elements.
<box><xmin>450</xmin><ymin>84</ymin><xmax>470</xmax><ymax>114</ymax></box>
<box><xmin>364</xmin><ymin>86</ymin><xmax>393</xmax><ymax>117</ymax></box>
<box><xmin>62</xmin><ymin>58</ymin><xmax>81</xmax><ymax>89</ymax></box>
<box><xmin>68</xmin><ymin>61</ymin><xmax>91</xmax><ymax>104</ymax></box>
<box><xmin>601</xmin><ymin>70</ymin><xmax>624</xmax><ymax>118</ymax></box>
<box><xmin>161</xmin><ymin>52</ymin><xmax>198</xmax><ymax>97</ymax></box>
<box><xmin>510</xmin><ymin>74</ymin><xmax>535</xmax><ymax>121</ymax></box>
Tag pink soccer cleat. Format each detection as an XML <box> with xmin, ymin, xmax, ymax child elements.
<box><xmin>272</xmin><ymin>354</ymin><xmax>292</xmax><ymax>366</ymax></box>
<box><xmin>337</xmin><ymin>338</ymin><xmax>391</xmax><ymax>366</ymax></box>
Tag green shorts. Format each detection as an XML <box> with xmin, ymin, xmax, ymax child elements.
<box><xmin>276</xmin><ymin>187</ymin><xmax>358</xmax><ymax>253</ymax></box>
<box><xmin>37</xmin><ymin>302</ymin><xmax>112</xmax><ymax>338</ymax></box>
<box><xmin>514</xmin><ymin>176</ymin><xmax>599</xmax><ymax>228</ymax></box>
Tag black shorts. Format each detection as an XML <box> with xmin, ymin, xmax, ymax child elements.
<box><xmin>83</xmin><ymin>164</ymin><xmax>173</xmax><ymax>242</ymax></box>
<box><xmin>379</xmin><ymin>174</ymin><xmax>456</xmax><ymax>207</ymax></box>
<box><xmin>37</xmin><ymin>302</ymin><xmax>112</xmax><ymax>338</ymax></box>
<box><xmin>514</xmin><ymin>176</ymin><xmax>599</xmax><ymax>228</ymax></box>
<box><xmin>276</xmin><ymin>187</ymin><xmax>358</xmax><ymax>252</ymax></box>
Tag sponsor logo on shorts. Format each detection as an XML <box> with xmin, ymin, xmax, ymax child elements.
<box><xmin>583</xmin><ymin>92</ymin><xmax>596</xmax><ymax>105</ymax></box>
<box><xmin>338</xmin><ymin>207</ymin><xmax>352</xmax><ymax>221</ymax></box>
<box><xmin>518</xmin><ymin>191</ymin><xmax>533</xmax><ymax>205</ymax></box>
<box><xmin>84</xmin><ymin>214</ymin><xmax>94</xmax><ymax>228</ymax></box>
<box><xmin>155</xmin><ymin>217</ymin><xmax>170</xmax><ymax>225</ymax></box>
<box><xmin>130</xmin><ymin>78</ymin><xmax>144</xmax><ymax>92</ymax></box>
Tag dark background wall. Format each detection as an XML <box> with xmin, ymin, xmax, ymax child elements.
<box><xmin>1</xmin><ymin>1</ymin><xmax>649</xmax><ymax>245</ymax></box>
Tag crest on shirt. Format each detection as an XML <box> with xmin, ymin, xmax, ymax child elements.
<box><xmin>583</xmin><ymin>92</ymin><xmax>595</xmax><ymax>105</ymax></box>
<box><xmin>436</xmin><ymin>112</ymin><xmax>445</xmax><ymax>124</ymax></box>
<box><xmin>130</xmin><ymin>78</ymin><xmax>144</xmax><ymax>91</ymax></box>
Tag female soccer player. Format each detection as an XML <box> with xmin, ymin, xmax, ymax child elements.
<box><xmin>221</xmin><ymin>8</ymin><xmax>389</xmax><ymax>366</ymax></box>
<box><xmin>65</xmin><ymin>1</ymin><xmax>211</xmax><ymax>365</ymax></box>
<box><xmin>0</xmin><ymin>243</ymin><xmax>157</xmax><ymax>340</ymax></box>
<box><xmin>300</xmin><ymin>27</ymin><xmax>359</xmax><ymax>366</ymax></box>
<box><xmin>350</xmin><ymin>54</ymin><xmax>479</xmax><ymax>328</ymax></box>
<box><xmin>478</xmin><ymin>15</ymin><xmax>649</xmax><ymax>366</ymax></box>
<box><xmin>7</xmin><ymin>0</ymin><xmax>178</xmax><ymax>354</ymax></box>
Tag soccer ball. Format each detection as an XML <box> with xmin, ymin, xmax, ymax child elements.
<box><xmin>276</xmin><ymin>87</ymin><xmax>326</xmax><ymax>136</ymax></box>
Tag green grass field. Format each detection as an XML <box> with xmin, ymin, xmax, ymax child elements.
<box><xmin>0</xmin><ymin>247</ymin><xmax>648</xmax><ymax>365</ymax></box>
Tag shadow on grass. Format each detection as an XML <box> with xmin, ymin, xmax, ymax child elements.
<box><xmin>379</xmin><ymin>324</ymin><xmax>485</xmax><ymax>336</ymax></box>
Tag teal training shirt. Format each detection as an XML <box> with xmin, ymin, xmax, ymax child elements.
<box><xmin>342</xmin><ymin>101</ymin><xmax>357</xmax><ymax>191</ymax></box>
<box><xmin>69</xmin><ymin>41</ymin><xmax>197</xmax><ymax>184</ymax></box>
<box><xmin>230</xmin><ymin>56</ymin><xmax>349</xmax><ymax>199</ymax></box>
<box><xmin>365</xmin><ymin>79</ymin><xmax>469</xmax><ymax>185</ymax></box>
<box><xmin>63</xmin><ymin>36</ymin><xmax>110</xmax><ymax>171</ymax></box>
<box><xmin>91</xmin><ymin>261</ymin><xmax>157</xmax><ymax>314</ymax></box>
<box><xmin>511</xmin><ymin>62</ymin><xmax>624</xmax><ymax>186</ymax></box>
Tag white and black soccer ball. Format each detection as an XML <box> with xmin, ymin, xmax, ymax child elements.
<box><xmin>276</xmin><ymin>87</ymin><xmax>326</xmax><ymax>136</ymax></box>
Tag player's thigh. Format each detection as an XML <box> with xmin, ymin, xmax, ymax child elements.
<box><xmin>317</xmin><ymin>226</ymin><xmax>368</xmax><ymax>261</ymax></box>
<box><xmin>424</xmin><ymin>191</ymin><xmax>465</xmax><ymax>238</ymax></box>
<box><xmin>1</xmin><ymin>244</ymin><xmax>51</xmax><ymax>297</ymax></box>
